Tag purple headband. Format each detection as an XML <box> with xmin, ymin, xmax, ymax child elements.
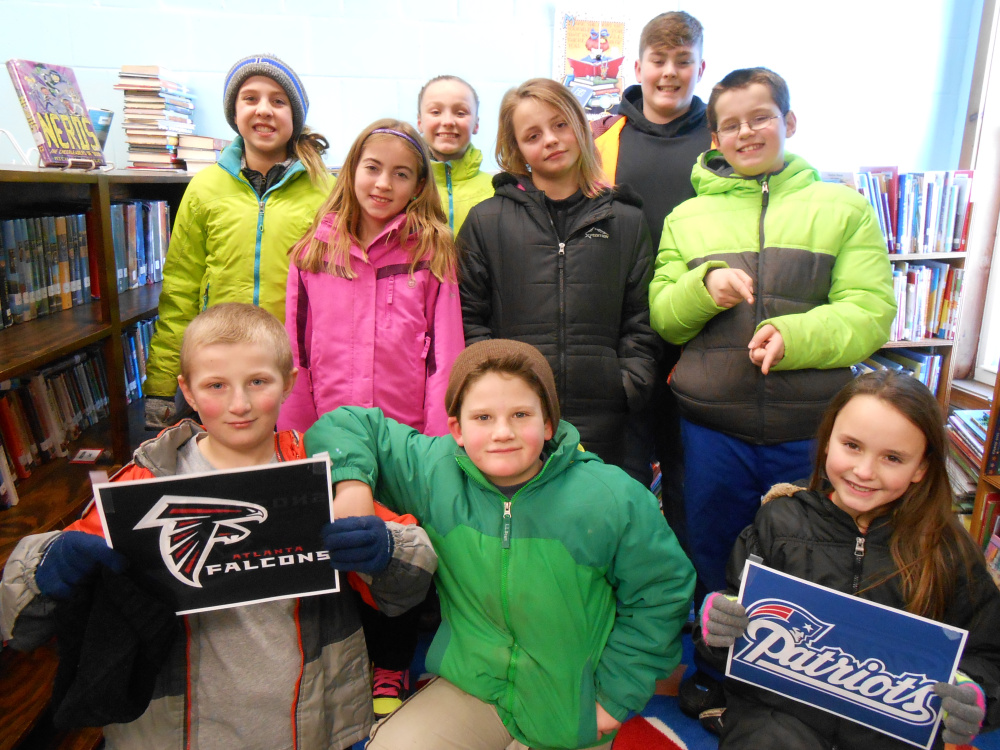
<box><xmin>369</xmin><ymin>128</ymin><xmax>429</xmax><ymax>170</ymax></box>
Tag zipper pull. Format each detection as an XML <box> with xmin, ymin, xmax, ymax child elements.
<box><xmin>502</xmin><ymin>501</ymin><xmax>512</xmax><ymax>549</ymax></box>
<box><xmin>854</xmin><ymin>536</ymin><xmax>865</xmax><ymax>557</ymax></box>
<box><xmin>258</xmin><ymin>201</ymin><xmax>265</xmax><ymax>233</ymax></box>
<box><xmin>851</xmin><ymin>535</ymin><xmax>866</xmax><ymax>594</ymax></box>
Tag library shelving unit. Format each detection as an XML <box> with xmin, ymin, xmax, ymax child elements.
<box><xmin>881</xmin><ymin>250</ymin><xmax>967</xmax><ymax>410</ymax></box>
<box><xmin>0</xmin><ymin>164</ymin><xmax>190</xmax><ymax>750</ymax></box>
<box><xmin>971</xmin><ymin>371</ymin><xmax>1000</xmax><ymax>544</ymax></box>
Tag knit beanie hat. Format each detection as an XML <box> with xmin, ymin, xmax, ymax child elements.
<box><xmin>223</xmin><ymin>54</ymin><xmax>308</xmax><ymax>140</ymax></box>
<box><xmin>445</xmin><ymin>339</ymin><xmax>560</xmax><ymax>425</ymax></box>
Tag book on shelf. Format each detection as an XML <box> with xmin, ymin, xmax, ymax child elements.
<box><xmin>980</xmin><ymin>493</ymin><xmax>1000</xmax><ymax>546</ymax></box>
<box><xmin>108</xmin><ymin>200</ymin><xmax>170</xmax><ymax>292</ymax></box>
<box><xmin>0</xmin><ymin>393</ymin><xmax>32</xmax><ymax>480</ymax></box>
<box><xmin>820</xmin><ymin>167</ymin><xmax>973</xmax><ymax>255</ymax></box>
<box><xmin>5</xmin><ymin>59</ymin><xmax>106</xmax><ymax>168</ymax></box>
<box><xmin>0</xmin><ymin>434</ymin><xmax>19</xmax><ymax>508</ymax></box>
<box><xmin>178</xmin><ymin>134</ymin><xmax>231</xmax><ymax>151</ymax></box>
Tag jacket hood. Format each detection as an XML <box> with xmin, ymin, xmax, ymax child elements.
<box><xmin>618</xmin><ymin>85</ymin><xmax>709</xmax><ymax>139</ymax></box>
<box><xmin>430</xmin><ymin>144</ymin><xmax>484</xmax><ymax>182</ymax></box>
<box><xmin>690</xmin><ymin>151</ymin><xmax>818</xmax><ymax>197</ymax></box>
<box><xmin>491</xmin><ymin>171</ymin><xmax>643</xmax><ymax>209</ymax></box>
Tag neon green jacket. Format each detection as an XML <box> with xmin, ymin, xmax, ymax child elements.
<box><xmin>650</xmin><ymin>152</ymin><xmax>896</xmax><ymax>443</ymax></box>
<box><xmin>144</xmin><ymin>137</ymin><xmax>332</xmax><ymax>398</ymax></box>
<box><xmin>429</xmin><ymin>144</ymin><xmax>494</xmax><ymax>234</ymax></box>
<box><xmin>306</xmin><ymin>407</ymin><xmax>694</xmax><ymax>750</ymax></box>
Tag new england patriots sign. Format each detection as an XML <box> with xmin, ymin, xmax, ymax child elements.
<box><xmin>727</xmin><ymin>562</ymin><xmax>967</xmax><ymax>749</ymax></box>
<box><xmin>93</xmin><ymin>456</ymin><xmax>339</xmax><ymax>615</ymax></box>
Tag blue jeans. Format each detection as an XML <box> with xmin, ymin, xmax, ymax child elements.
<box><xmin>681</xmin><ymin>420</ymin><xmax>815</xmax><ymax>598</ymax></box>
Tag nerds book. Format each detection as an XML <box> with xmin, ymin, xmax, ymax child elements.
<box><xmin>728</xmin><ymin>561</ymin><xmax>966</xmax><ymax>749</ymax></box>
<box><xmin>94</xmin><ymin>455</ymin><xmax>339</xmax><ymax>615</ymax></box>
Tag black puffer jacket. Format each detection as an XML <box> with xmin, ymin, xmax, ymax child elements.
<box><xmin>698</xmin><ymin>485</ymin><xmax>1000</xmax><ymax>750</ymax></box>
<box><xmin>457</xmin><ymin>173</ymin><xmax>659</xmax><ymax>468</ymax></box>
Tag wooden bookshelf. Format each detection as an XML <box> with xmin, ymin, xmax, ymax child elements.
<box><xmin>970</xmin><ymin>372</ymin><xmax>1000</xmax><ymax>543</ymax></box>
<box><xmin>0</xmin><ymin>166</ymin><xmax>189</xmax><ymax>750</ymax></box>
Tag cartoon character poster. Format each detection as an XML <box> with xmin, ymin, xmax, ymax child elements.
<box><xmin>6</xmin><ymin>59</ymin><xmax>105</xmax><ymax>167</ymax></box>
<box><xmin>94</xmin><ymin>455</ymin><xmax>340</xmax><ymax>615</ymax></box>
<box><xmin>728</xmin><ymin>562</ymin><xmax>966</xmax><ymax>749</ymax></box>
<box><xmin>552</xmin><ymin>10</ymin><xmax>635</xmax><ymax>120</ymax></box>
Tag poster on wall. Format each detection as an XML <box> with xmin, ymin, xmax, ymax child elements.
<box><xmin>552</xmin><ymin>10</ymin><xmax>636</xmax><ymax>120</ymax></box>
<box><xmin>93</xmin><ymin>455</ymin><xmax>339</xmax><ymax>615</ymax></box>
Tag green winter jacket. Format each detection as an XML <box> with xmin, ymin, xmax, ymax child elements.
<box><xmin>650</xmin><ymin>151</ymin><xmax>896</xmax><ymax>444</ymax></box>
<box><xmin>429</xmin><ymin>144</ymin><xmax>494</xmax><ymax>234</ymax></box>
<box><xmin>306</xmin><ymin>407</ymin><xmax>694</xmax><ymax>750</ymax></box>
<box><xmin>144</xmin><ymin>137</ymin><xmax>332</xmax><ymax>398</ymax></box>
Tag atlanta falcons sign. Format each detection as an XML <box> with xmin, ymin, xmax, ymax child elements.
<box><xmin>727</xmin><ymin>562</ymin><xmax>967</xmax><ymax>749</ymax></box>
<box><xmin>94</xmin><ymin>456</ymin><xmax>339</xmax><ymax>615</ymax></box>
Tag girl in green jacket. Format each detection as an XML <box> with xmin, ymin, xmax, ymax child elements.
<box><xmin>144</xmin><ymin>53</ymin><xmax>332</xmax><ymax>430</ymax></box>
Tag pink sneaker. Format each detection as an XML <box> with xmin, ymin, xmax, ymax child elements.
<box><xmin>372</xmin><ymin>667</ymin><xmax>411</xmax><ymax>719</ymax></box>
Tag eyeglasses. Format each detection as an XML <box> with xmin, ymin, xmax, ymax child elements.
<box><xmin>715</xmin><ymin>114</ymin><xmax>782</xmax><ymax>138</ymax></box>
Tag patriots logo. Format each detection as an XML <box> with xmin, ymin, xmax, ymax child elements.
<box><xmin>746</xmin><ymin>597</ymin><xmax>834</xmax><ymax>646</ymax></box>
<box><xmin>134</xmin><ymin>495</ymin><xmax>268</xmax><ymax>588</ymax></box>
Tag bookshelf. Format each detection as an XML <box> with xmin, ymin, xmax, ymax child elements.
<box><xmin>0</xmin><ymin>165</ymin><xmax>189</xmax><ymax>750</ymax></box>
<box><xmin>971</xmin><ymin>373</ymin><xmax>1000</xmax><ymax>544</ymax></box>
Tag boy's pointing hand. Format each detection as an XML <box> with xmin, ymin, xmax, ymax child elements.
<box><xmin>704</xmin><ymin>268</ymin><xmax>755</xmax><ymax>308</ymax></box>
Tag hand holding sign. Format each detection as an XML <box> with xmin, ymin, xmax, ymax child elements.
<box><xmin>701</xmin><ymin>592</ymin><xmax>749</xmax><ymax>648</ymax></box>
<box><xmin>934</xmin><ymin>675</ymin><xmax>986</xmax><ymax>745</ymax></box>
<box><xmin>321</xmin><ymin>516</ymin><xmax>394</xmax><ymax>574</ymax></box>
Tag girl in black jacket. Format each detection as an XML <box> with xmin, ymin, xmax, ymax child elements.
<box><xmin>457</xmin><ymin>78</ymin><xmax>659</xmax><ymax>469</ymax></box>
<box><xmin>698</xmin><ymin>371</ymin><xmax>1000</xmax><ymax>749</ymax></box>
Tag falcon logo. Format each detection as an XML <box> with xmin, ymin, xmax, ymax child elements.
<box><xmin>134</xmin><ymin>495</ymin><xmax>268</xmax><ymax>588</ymax></box>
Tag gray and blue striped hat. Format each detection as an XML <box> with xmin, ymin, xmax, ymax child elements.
<box><xmin>223</xmin><ymin>54</ymin><xmax>308</xmax><ymax>140</ymax></box>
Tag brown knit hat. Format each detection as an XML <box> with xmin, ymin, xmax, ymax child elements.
<box><xmin>445</xmin><ymin>339</ymin><xmax>560</xmax><ymax>425</ymax></box>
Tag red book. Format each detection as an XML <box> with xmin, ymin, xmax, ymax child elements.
<box><xmin>85</xmin><ymin>208</ymin><xmax>101</xmax><ymax>299</ymax></box>
<box><xmin>0</xmin><ymin>394</ymin><xmax>31</xmax><ymax>479</ymax></box>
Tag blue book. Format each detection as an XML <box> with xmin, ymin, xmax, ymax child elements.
<box><xmin>1</xmin><ymin>220</ymin><xmax>22</xmax><ymax>323</ymax></box>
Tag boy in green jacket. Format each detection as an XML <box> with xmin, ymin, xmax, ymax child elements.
<box><xmin>306</xmin><ymin>339</ymin><xmax>694</xmax><ymax>750</ymax></box>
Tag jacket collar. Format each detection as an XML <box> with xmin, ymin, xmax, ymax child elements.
<box><xmin>217</xmin><ymin>136</ymin><xmax>305</xmax><ymax>194</ymax></box>
<box><xmin>490</xmin><ymin>171</ymin><xmax>643</xmax><ymax>209</ymax></box>
<box><xmin>429</xmin><ymin>144</ymin><xmax>485</xmax><ymax>183</ymax></box>
<box><xmin>690</xmin><ymin>151</ymin><xmax>817</xmax><ymax>197</ymax></box>
<box><xmin>618</xmin><ymin>85</ymin><xmax>708</xmax><ymax>138</ymax></box>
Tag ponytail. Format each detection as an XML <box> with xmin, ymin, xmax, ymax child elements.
<box><xmin>292</xmin><ymin>127</ymin><xmax>331</xmax><ymax>188</ymax></box>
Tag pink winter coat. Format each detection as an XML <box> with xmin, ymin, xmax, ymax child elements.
<box><xmin>278</xmin><ymin>212</ymin><xmax>465</xmax><ymax>436</ymax></box>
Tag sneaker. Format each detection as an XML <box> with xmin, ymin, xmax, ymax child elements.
<box><xmin>678</xmin><ymin>670</ymin><xmax>725</xmax><ymax>719</ymax></box>
<box><xmin>699</xmin><ymin>707</ymin><xmax>725</xmax><ymax>736</ymax></box>
<box><xmin>372</xmin><ymin>667</ymin><xmax>410</xmax><ymax>719</ymax></box>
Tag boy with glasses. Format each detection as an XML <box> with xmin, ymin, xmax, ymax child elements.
<box><xmin>649</xmin><ymin>67</ymin><xmax>896</xmax><ymax>728</ymax></box>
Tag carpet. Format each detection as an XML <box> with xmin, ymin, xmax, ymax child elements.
<box><xmin>355</xmin><ymin>631</ymin><xmax>1000</xmax><ymax>750</ymax></box>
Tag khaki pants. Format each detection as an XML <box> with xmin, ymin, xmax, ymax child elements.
<box><xmin>366</xmin><ymin>676</ymin><xmax>615</xmax><ymax>750</ymax></box>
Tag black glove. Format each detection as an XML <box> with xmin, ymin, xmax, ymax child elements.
<box><xmin>934</xmin><ymin>674</ymin><xmax>986</xmax><ymax>745</ymax></box>
<box><xmin>35</xmin><ymin>531</ymin><xmax>128</xmax><ymax>600</ymax></box>
<box><xmin>700</xmin><ymin>592</ymin><xmax>749</xmax><ymax>648</ymax></box>
<box><xmin>144</xmin><ymin>396</ymin><xmax>178</xmax><ymax>431</ymax></box>
<box><xmin>320</xmin><ymin>516</ymin><xmax>394</xmax><ymax>574</ymax></box>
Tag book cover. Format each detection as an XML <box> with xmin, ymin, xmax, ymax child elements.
<box><xmin>552</xmin><ymin>10</ymin><xmax>632</xmax><ymax>121</ymax></box>
<box><xmin>75</xmin><ymin>214</ymin><xmax>91</xmax><ymax>301</ymax></box>
<box><xmin>15</xmin><ymin>385</ymin><xmax>52</xmax><ymax>463</ymax></box>
<box><xmin>5</xmin><ymin>59</ymin><xmax>105</xmax><ymax>168</ymax></box>
<box><xmin>6</xmin><ymin>390</ymin><xmax>40</xmax><ymax>466</ymax></box>
<box><xmin>0</xmin><ymin>220</ymin><xmax>18</xmax><ymax>325</ymax></box>
<box><xmin>28</xmin><ymin>373</ymin><xmax>67</xmax><ymax>457</ymax></box>
<box><xmin>0</xmin><ymin>434</ymin><xmax>20</xmax><ymax>508</ymax></box>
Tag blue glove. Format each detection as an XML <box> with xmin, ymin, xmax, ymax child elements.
<box><xmin>321</xmin><ymin>516</ymin><xmax>394</xmax><ymax>574</ymax></box>
<box><xmin>35</xmin><ymin>531</ymin><xmax>128</xmax><ymax>600</ymax></box>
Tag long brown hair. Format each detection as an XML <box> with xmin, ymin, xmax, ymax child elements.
<box><xmin>292</xmin><ymin>119</ymin><xmax>456</xmax><ymax>281</ymax></box>
<box><xmin>495</xmin><ymin>78</ymin><xmax>608</xmax><ymax>198</ymax></box>
<box><xmin>810</xmin><ymin>370</ymin><xmax>980</xmax><ymax>620</ymax></box>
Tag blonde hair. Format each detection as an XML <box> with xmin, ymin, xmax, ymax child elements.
<box><xmin>180</xmin><ymin>303</ymin><xmax>293</xmax><ymax>382</ymax></box>
<box><xmin>495</xmin><ymin>78</ymin><xmax>609</xmax><ymax>198</ymax></box>
<box><xmin>291</xmin><ymin>127</ymin><xmax>331</xmax><ymax>188</ymax></box>
<box><xmin>292</xmin><ymin>119</ymin><xmax>457</xmax><ymax>281</ymax></box>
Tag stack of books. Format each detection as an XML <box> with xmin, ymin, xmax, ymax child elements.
<box><xmin>114</xmin><ymin>65</ymin><xmax>195</xmax><ymax>170</ymax></box>
<box><xmin>177</xmin><ymin>133</ymin><xmax>231</xmax><ymax>174</ymax></box>
<box><xmin>856</xmin><ymin>349</ymin><xmax>943</xmax><ymax>396</ymax></box>
<box><xmin>946</xmin><ymin>409</ymin><xmax>987</xmax><ymax>514</ymax></box>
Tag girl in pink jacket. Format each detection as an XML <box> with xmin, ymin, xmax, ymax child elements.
<box><xmin>279</xmin><ymin>118</ymin><xmax>464</xmax><ymax>437</ymax></box>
